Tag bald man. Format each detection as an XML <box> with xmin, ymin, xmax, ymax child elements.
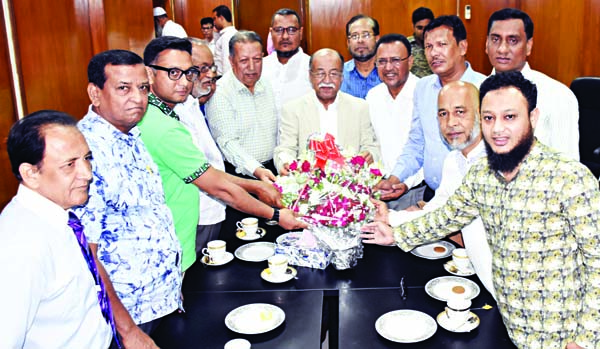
<box><xmin>369</xmin><ymin>81</ymin><xmax>495</xmax><ymax>298</ymax></box>
<box><xmin>274</xmin><ymin>48</ymin><xmax>380</xmax><ymax>174</ymax></box>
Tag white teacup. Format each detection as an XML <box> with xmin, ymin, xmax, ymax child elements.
<box><xmin>224</xmin><ymin>338</ymin><xmax>251</xmax><ymax>349</ymax></box>
<box><xmin>268</xmin><ymin>254</ymin><xmax>288</xmax><ymax>277</ymax></box>
<box><xmin>452</xmin><ymin>248</ymin><xmax>471</xmax><ymax>271</ymax></box>
<box><xmin>202</xmin><ymin>240</ymin><xmax>226</xmax><ymax>263</ymax></box>
<box><xmin>236</xmin><ymin>217</ymin><xmax>259</xmax><ymax>237</ymax></box>
<box><xmin>445</xmin><ymin>296</ymin><xmax>471</xmax><ymax>323</ymax></box>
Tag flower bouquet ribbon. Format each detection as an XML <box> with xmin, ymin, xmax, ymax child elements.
<box><xmin>308</xmin><ymin>133</ymin><xmax>345</xmax><ymax>171</ymax></box>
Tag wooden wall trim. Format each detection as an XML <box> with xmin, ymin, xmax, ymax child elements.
<box><xmin>88</xmin><ymin>0</ymin><xmax>108</xmax><ymax>54</ymax></box>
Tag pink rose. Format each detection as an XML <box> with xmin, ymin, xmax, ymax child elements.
<box><xmin>370</xmin><ymin>168</ymin><xmax>383</xmax><ymax>177</ymax></box>
<box><xmin>301</xmin><ymin>160</ymin><xmax>311</xmax><ymax>173</ymax></box>
<box><xmin>289</xmin><ymin>161</ymin><xmax>298</xmax><ymax>171</ymax></box>
<box><xmin>350</xmin><ymin>156</ymin><xmax>366</xmax><ymax>167</ymax></box>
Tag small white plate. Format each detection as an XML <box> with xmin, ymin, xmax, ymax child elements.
<box><xmin>225</xmin><ymin>303</ymin><xmax>285</xmax><ymax>335</ymax></box>
<box><xmin>375</xmin><ymin>309</ymin><xmax>437</xmax><ymax>343</ymax></box>
<box><xmin>236</xmin><ymin>227</ymin><xmax>266</xmax><ymax>241</ymax></box>
<box><xmin>261</xmin><ymin>267</ymin><xmax>297</xmax><ymax>283</ymax></box>
<box><xmin>437</xmin><ymin>311</ymin><xmax>480</xmax><ymax>332</ymax></box>
<box><xmin>200</xmin><ymin>251</ymin><xmax>234</xmax><ymax>266</ymax></box>
<box><xmin>425</xmin><ymin>276</ymin><xmax>480</xmax><ymax>301</ymax></box>
<box><xmin>411</xmin><ymin>241</ymin><xmax>455</xmax><ymax>260</ymax></box>
<box><xmin>444</xmin><ymin>260</ymin><xmax>476</xmax><ymax>276</ymax></box>
<box><xmin>234</xmin><ymin>242</ymin><xmax>276</xmax><ymax>262</ymax></box>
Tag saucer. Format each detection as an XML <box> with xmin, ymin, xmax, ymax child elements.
<box><xmin>437</xmin><ymin>311</ymin><xmax>480</xmax><ymax>332</ymax></box>
<box><xmin>200</xmin><ymin>251</ymin><xmax>234</xmax><ymax>266</ymax></box>
<box><xmin>234</xmin><ymin>242</ymin><xmax>276</xmax><ymax>262</ymax></box>
<box><xmin>375</xmin><ymin>309</ymin><xmax>437</xmax><ymax>343</ymax></box>
<box><xmin>444</xmin><ymin>260</ymin><xmax>476</xmax><ymax>276</ymax></box>
<box><xmin>236</xmin><ymin>227</ymin><xmax>266</xmax><ymax>241</ymax></box>
<box><xmin>225</xmin><ymin>303</ymin><xmax>285</xmax><ymax>335</ymax></box>
<box><xmin>425</xmin><ymin>276</ymin><xmax>480</xmax><ymax>301</ymax></box>
<box><xmin>261</xmin><ymin>267</ymin><xmax>297</xmax><ymax>283</ymax></box>
<box><xmin>411</xmin><ymin>241</ymin><xmax>455</xmax><ymax>260</ymax></box>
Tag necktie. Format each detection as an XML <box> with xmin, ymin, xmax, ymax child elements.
<box><xmin>68</xmin><ymin>212</ymin><xmax>121</xmax><ymax>348</ymax></box>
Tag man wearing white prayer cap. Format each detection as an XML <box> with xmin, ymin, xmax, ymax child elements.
<box><xmin>153</xmin><ymin>6</ymin><xmax>187</xmax><ymax>38</ymax></box>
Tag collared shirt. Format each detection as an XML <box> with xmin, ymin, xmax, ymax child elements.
<box><xmin>491</xmin><ymin>63</ymin><xmax>580</xmax><ymax>160</ymax></box>
<box><xmin>313</xmin><ymin>91</ymin><xmax>339</xmax><ymax>138</ymax></box>
<box><xmin>138</xmin><ymin>94</ymin><xmax>211</xmax><ymax>271</ymax></box>
<box><xmin>201</xmin><ymin>36</ymin><xmax>218</xmax><ymax>54</ymax></box>
<box><xmin>262</xmin><ymin>48</ymin><xmax>312</xmax><ymax>117</ymax></box>
<box><xmin>161</xmin><ymin>19</ymin><xmax>187</xmax><ymax>38</ymax></box>
<box><xmin>408</xmin><ymin>35</ymin><xmax>433</xmax><ymax>78</ymax></box>
<box><xmin>0</xmin><ymin>185</ymin><xmax>113</xmax><ymax>349</ymax></box>
<box><xmin>75</xmin><ymin>107</ymin><xmax>182</xmax><ymax>324</ymax></box>
<box><xmin>214</xmin><ymin>26</ymin><xmax>238</xmax><ymax>75</ymax></box>
<box><xmin>391</xmin><ymin>62</ymin><xmax>486</xmax><ymax>190</ymax></box>
<box><xmin>174</xmin><ymin>95</ymin><xmax>226</xmax><ymax>225</ymax></box>
<box><xmin>389</xmin><ymin>141</ymin><xmax>495</xmax><ymax>298</ymax></box>
<box><xmin>366</xmin><ymin>73</ymin><xmax>419</xmax><ymax>174</ymax></box>
<box><xmin>206</xmin><ymin>71</ymin><xmax>278</xmax><ymax>176</ymax></box>
<box><xmin>394</xmin><ymin>141</ymin><xmax>600</xmax><ymax>349</ymax></box>
<box><xmin>340</xmin><ymin>59</ymin><xmax>381</xmax><ymax>99</ymax></box>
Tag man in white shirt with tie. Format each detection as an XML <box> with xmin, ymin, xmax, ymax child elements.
<box><xmin>0</xmin><ymin>111</ymin><xmax>113</xmax><ymax>348</ymax></box>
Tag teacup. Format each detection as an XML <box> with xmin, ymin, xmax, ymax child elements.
<box><xmin>202</xmin><ymin>240</ymin><xmax>226</xmax><ymax>263</ymax></box>
<box><xmin>452</xmin><ymin>248</ymin><xmax>471</xmax><ymax>271</ymax></box>
<box><xmin>268</xmin><ymin>254</ymin><xmax>288</xmax><ymax>277</ymax></box>
<box><xmin>236</xmin><ymin>217</ymin><xmax>259</xmax><ymax>237</ymax></box>
<box><xmin>224</xmin><ymin>338</ymin><xmax>251</xmax><ymax>349</ymax></box>
<box><xmin>445</xmin><ymin>296</ymin><xmax>471</xmax><ymax>323</ymax></box>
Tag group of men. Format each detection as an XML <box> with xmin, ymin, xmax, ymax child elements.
<box><xmin>1</xmin><ymin>4</ymin><xmax>599</xmax><ymax>349</ymax></box>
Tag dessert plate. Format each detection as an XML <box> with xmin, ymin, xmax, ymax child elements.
<box><xmin>375</xmin><ymin>309</ymin><xmax>437</xmax><ymax>343</ymax></box>
<box><xmin>234</xmin><ymin>242</ymin><xmax>276</xmax><ymax>262</ymax></box>
<box><xmin>225</xmin><ymin>303</ymin><xmax>285</xmax><ymax>335</ymax></box>
<box><xmin>425</xmin><ymin>276</ymin><xmax>480</xmax><ymax>301</ymax></box>
<box><xmin>411</xmin><ymin>241</ymin><xmax>455</xmax><ymax>260</ymax></box>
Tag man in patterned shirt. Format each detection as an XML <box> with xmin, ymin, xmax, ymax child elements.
<box><xmin>407</xmin><ymin>7</ymin><xmax>434</xmax><ymax>78</ymax></box>
<box><xmin>75</xmin><ymin>49</ymin><xmax>178</xmax><ymax>347</ymax></box>
<box><xmin>362</xmin><ymin>71</ymin><xmax>600</xmax><ymax>349</ymax></box>
<box><xmin>139</xmin><ymin>36</ymin><xmax>306</xmax><ymax>271</ymax></box>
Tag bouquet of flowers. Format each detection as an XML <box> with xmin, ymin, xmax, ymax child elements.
<box><xmin>274</xmin><ymin>133</ymin><xmax>383</xmax><ymax>269</ymax></box>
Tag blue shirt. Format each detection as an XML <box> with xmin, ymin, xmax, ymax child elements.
<box><xmin>74</xmin><ymin>108</ymin><xmax>182</xmax><ymax>324</ymax></box>
<box><xmin>340</xmin><ymin>59</ymin><xmax>381</xmax><ymax>99</ymax></box>
<box><xmin>391</xmin><ymin>62</ymin><xmax>486</xmax><ymax>190</ymax></box>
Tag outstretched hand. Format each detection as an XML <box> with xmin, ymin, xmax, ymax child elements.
<box><xmin>360</xmin><ymin>221</ymin><xmax>396</xmax><ymax>246</ymax></box>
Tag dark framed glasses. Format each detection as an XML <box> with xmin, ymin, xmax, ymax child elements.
<box><xmin>148</xmin><ymin>65</ymin><xmax>200</xmax><ymax>81</ymax></box>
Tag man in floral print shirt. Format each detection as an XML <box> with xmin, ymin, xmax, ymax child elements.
<box><xmin>362</xmin><ymin>71</ymin><xmax>600</xmax><ymax>349</ymax></box>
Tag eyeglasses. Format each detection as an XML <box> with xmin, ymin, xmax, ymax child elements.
<box><xmin>148</xmin><ymin>65</ymin><xmax>200</xmax><ymax>82</ymax></box>
<box><xmin>198</xmin><ymin>65</ymin><xmax>218</xmax><ymax>74</ymax></box>
<box><xmin>347</xmin><ymin>32</ymin><xmax>374</xmax><ymax>41</ymax></box>
<box><xmin>272</xmin><ymin>26</ymin><xmax>300</xmax><ymax>36</ymax></box>
<box><xmin>310</xmin><ymin>70</ymin><xmax>343</xmax><ymax>80</ymax></box>
<box><xmin>201</xmin><ymin>26</ymin><xmax>213</xmax><ymax>31</ymax></box>
<box><xmin>375</xmin><ymin>56</ymin><xmax>410</xmax><ymax>67</ymax></box>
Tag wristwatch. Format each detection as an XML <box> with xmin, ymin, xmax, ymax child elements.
<box><xmin>265</xmin><ymin>207</ymin><xmax>280</xmax><ymax>226</ymax></box>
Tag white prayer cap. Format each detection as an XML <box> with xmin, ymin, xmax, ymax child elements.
<box><xmin>153</xmin><ymin>7</ymin><xmax>167</xmax><ymax>16</ymax></box>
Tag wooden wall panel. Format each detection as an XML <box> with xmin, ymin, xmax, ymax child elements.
<box><xmin>179</xmin><ymin>0</ymin><xmax>230</xmax><ymax>39</ymax></box>
<box><xmin>12</xmin><ymin>0</ymin><xmax>93</xmax><ymax>118</ymax></box>
<box><xmin>104</xmin><ymin>0</ymin><xmax>155</xmax><ymax>56</ymax></box>
<box><xmin>581</xmin><ymin>0</ymin><xmax>600</xmax><ymax>78</ymax></box>
<box><xmin>235</xmin><ymin>0</ymin><xmax>307</xmax><ymax>53</ymax></box>
<box><xmin>0</xmin><ymin>3</ymin><xmax>19</xmax><ymax>208</ymax></box>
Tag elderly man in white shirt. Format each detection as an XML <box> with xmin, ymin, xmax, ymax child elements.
<box><xmin>174</xmin><ymin>40</ymin><xmax>226</xmax><ymax>254</ymax></box>
<box><xmin>366</xmin><ymin>33</ymin><xmax>421</xmax><ymax>186</ymax></box>
<box><xmin>486</xmin><ymin>8</ymin><xmax>579</xmax><ymax>160</ymax></box>
<box><xmin>153</xmin><ymin>7</ymin><xmax>187</xmax><ymax>38</ymax></box>
<box><xmin>0</xmin><ymin>111</ymin><xmax>113</xmax><ymax>348</ymax></box>
<box><xmin>372</xmin><ymin>81</ymin><xmax>495</xmax><ymax>298</ymax></box>
<box><xmin>262</xmin><ymin>8</ymin><xmax>312</xmax><ymax>122</ymax></box>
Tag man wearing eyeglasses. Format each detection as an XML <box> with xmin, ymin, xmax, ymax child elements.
<box><xmin>200</xmin><ymin>17</ymin><xmax>218</xmax><ymax>54</ymax></box>
<box><xmin>139</xmin><ymin>36</ymin><xmax>306</xmax><ymax>272</ymax></box>
<box><xmin>262</xmin><ymin>8</ymin><xmax>312</xmax><ymax>119</ymax></box>
<box><xmin>366</xmin><ymin>33</ymin><xmax>420</xmax><ymax>177</ymax></box>
<box><xmin>274</xmin><ymin>48</ymin><xmax>380</xmax><ymax>175</ymax></box>
<box><xmin>173</xmin><ymin>38</ymin><xmax>226</xmax><ymax>258</ymax></box>
<box><xmin>340</xmin><ymin>14</ymin><xmax>382</xmax><ymax>99</ymax></box>
<box><xmin>376</xmin><ymin>15</ymin><xmax>486</xmax><ymax>210</ymax></box>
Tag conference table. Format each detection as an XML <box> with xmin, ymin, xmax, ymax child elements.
<box><xmin>152</xmin><ymin>213</ymin><xmax>516</xmax><ymax>349</ymax></box>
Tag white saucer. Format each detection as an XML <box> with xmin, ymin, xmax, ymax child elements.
<box><xmin>425</xmin><ymin>276</ymin><xmax>480</xmax><ymax>301</ymax></box>
<box><xmin>444</xmin><ymin>260</ymin><xmax>476</xmax><ymax>276</ymax></box>
<box><xmin>236</xmin><ymin>227</ymin><xmax>266</xmax><ymax>241</ymax></box>
<box><xmin>437</xmin><ymin>311</ymin><xmax>480</xmax><ymax>332</ymax></box>
<box><xmin>261</xmin><ymin>267</ymin><xmax>297</xmax><ymax>283</ymax></box>
<box><xmin>375</xmin><ymin>309</ymin><xmax>437</xmax><ymax>343</ymax></box>
<box><xmin>225</xmin><ymin>303</ymin><xmax>285</xmax><ymax>335</ymax></box>
<box><xmin>200</xmin><ymin>251</ymin><xmax>234</xmax><ymax>266</ymax></box>
<box><xmin>234</xmin><ymin>242</ymin><xmax>276</xmax><ymax>262</ymax></box>
<box><xmin>411</xmin><ymin>241</ymin><xmax>455</xmax><ymax>259</ymax></box>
